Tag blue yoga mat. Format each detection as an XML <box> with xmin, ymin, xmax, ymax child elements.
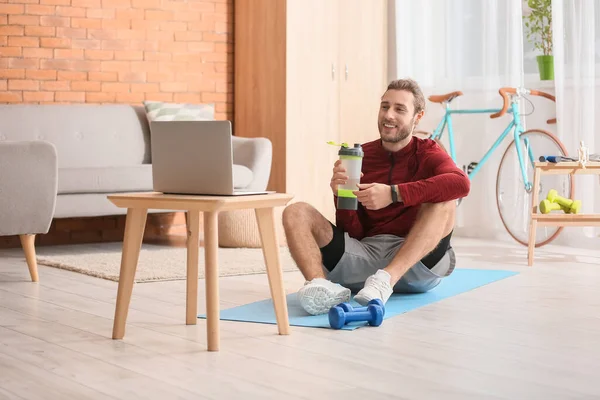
<box><xmin>198</xmin><ymin>268</ymin><xmax>518</xmax><ymax>330</ymax></box>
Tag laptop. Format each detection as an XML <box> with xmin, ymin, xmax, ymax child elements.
<box><xmin>150</xmin><ymin>120</ymin><xmax>272</xmax><ymax>196</ymax></box>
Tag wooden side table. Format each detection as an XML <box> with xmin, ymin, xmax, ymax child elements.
<box><xmin>107</xmin><ymin>192</ymin><xmax>294</xmax><ymax>351</ymax></box>
<box><xmin>528</xmin><ymin>161</ymin><xmax>600</xmax><ymax>266</ymax></box>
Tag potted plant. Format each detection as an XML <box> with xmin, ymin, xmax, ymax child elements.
<box><xmin>523</xmin><ymin>0</ymin><xmax>554</xmax><ymax>80</ymax></box>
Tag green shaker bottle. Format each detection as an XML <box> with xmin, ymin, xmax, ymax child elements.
<box><xmin>336</xmin><ymin>143</ymin><xmax>364</xmax><ymax>210</ymax></box>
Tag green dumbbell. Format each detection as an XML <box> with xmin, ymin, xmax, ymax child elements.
<box><xmin>568</xmin><ymin>200</ymin><xmax>582</xmax><ymax>214</ymax></box>
<box><xmin>547</xmin><ymin>189</ymin><xmax>581</xmax><ymax>214</ymax></box>
<box><xmin>539</xmin><ymin>199</ymin><xmax>562</xmax><ymax>214</ymax></box>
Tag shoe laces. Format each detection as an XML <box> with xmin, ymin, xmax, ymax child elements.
<box><xmin>367</xmin><ymin>273</ymin><xmax>390</xmax><ymax>294</ymax></box>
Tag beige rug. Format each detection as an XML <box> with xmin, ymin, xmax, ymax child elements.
<box><xmin>36</xmin><ymin>242</ymin><xmax>298</xmax><ymax>283</ymax></box>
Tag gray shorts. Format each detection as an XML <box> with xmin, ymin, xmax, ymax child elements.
<box><xmin>323</xmin><ymin>233</ymin><xmax>456</xmax><ymax>293</ymax></box>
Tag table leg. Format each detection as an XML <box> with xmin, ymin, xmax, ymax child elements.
<box><xmin>112</xmin><ymin>207</ymin><xmax>147</xmax><ymax>339</ymax></box>
<box><xmin>528</xmin><ymin>220</ymin><xmax>537</xmax><ymax>266</ymax></box>
<box><xmin>203</xmin><ymin>211</ymin><xmax>219</xmax><ymax>351</ymax></box>
<box><xmin>186</xmin><ymin>211</ymin><xmax>200</xmax><ymax>325</ymax></box>
<box><xmin>528</xmin><ymin>167</ymin><xmax>541</xmax><ymax>266</ymax></box>
<box><xmin>255</xmin><ymin>207</ymin><xmax>290</xmax><ymax>335</ymax></box>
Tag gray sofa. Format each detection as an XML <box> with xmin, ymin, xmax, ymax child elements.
<box><xmin>0</xmin><ymin>104</ymin><xmax>272</xmax><ymax>280</ymax></box>
<box><xmin>0</xmin><ymin>104</ymin><xmax>272</xmax><ymax>218</ymax></box>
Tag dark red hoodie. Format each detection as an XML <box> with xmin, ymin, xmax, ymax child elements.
<box><xmin>335</xmin><ymin>136</ymin><xmax>470</xmax><ymax>240</ymax></box>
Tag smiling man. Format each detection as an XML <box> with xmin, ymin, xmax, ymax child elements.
<box><xmin>282</xmin><ymin>78</ymin><xmax>471</xmax><ymax>315</ymax></box>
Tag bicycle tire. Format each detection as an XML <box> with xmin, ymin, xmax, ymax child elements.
<box><xmin>413</xmin><ymin>130</ymin><xmax>447</xmax><ymax>153</ymax></box>
<box><xmin>495</xmin><ymin>129</ymin><xmax>574</xmax><ymax>247</ymax></box>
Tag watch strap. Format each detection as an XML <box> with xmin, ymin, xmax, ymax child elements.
<box><xmin>391</xmin><ymin>185</ymin><xmax>398</xmax><ymax>203</ymax></box>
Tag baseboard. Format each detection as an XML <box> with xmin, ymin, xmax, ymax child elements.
<box><xmin>0</xmin><ymin>212</ymin><xmax>189</xmax><ymax>249</ymax></box>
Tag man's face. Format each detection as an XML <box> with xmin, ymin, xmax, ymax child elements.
<box><xmin>378</xmin><ymin>89</ymin><xmax>419</xmax><ymax>144</ymax></box>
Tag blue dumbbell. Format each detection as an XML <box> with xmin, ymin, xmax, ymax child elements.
<box><xmin>329</xmin><ymin>303</ymin><xmax>384</xmax><ymax>330</ymax></box>
<box><xmin>336</xmin><ymin>299</ymin><xmax>385</xmax><ymax>316</ymax></box>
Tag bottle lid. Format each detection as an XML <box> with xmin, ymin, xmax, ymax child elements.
<box><xmin>338</xmin><ymin>143</ymin><xmax>363</xmax><ymax>157</ymax></box>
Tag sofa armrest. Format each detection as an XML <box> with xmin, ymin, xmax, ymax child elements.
<box><xmin>231</xmin><ymin>136</ymin><xmax>272</xmax><ymax>191</ymax></box>
<box><xmin>0</xmin><ymin>141</ymin><xmax>58</xmax><ymax>236</ymax></box>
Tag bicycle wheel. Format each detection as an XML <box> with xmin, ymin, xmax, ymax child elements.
<box><xmin>496</xmin><ymin>129</ymin><xmax>574</xmax><ymax>247</ymax></box>
<box><xmin>413</xmin><ymin>130</ymin><xmax>447</xmax><ymax>153</ymax></box>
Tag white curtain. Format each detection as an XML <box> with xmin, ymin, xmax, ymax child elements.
<box><xmin>389</xmin><ymin>0</ymin><xmax>526</xmax><ymax>241</ymax></box>
<box><xmin>551</xmin><ymin>0</ymin><xmax>600</xmax><ymax>248</ymax></box>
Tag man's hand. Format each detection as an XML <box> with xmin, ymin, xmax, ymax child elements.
<box><xmin>330</xmin><ymin>159</ymin><xmax>348</xmax><ymax>195</ymax></box>
<box><xmin>353</xmin><ymin>183</ymin><xmax>393</xmax><ymax>210</ymax></box>
<box><xmin>330</xmin><ymin>159</ymin><xmax>363</xmax><ymax>195</ymax></box>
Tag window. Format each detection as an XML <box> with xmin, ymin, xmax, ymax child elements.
<box><xmin>522</xmin><ymin>0</ymin><xmax>600</xmax><ymax>77</ymax></box>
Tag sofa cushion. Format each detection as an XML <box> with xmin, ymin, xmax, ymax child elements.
<box><xmin>143</xmin><ymin>101</ymin><xmax>215</xmax><ymax>121</ymax></box>
<box><xmin>0</xmin><ymin>104</ymin><xmax>151</xmax><ymax>169</ymax></box>
<box><xmin>58</xmin><ymin>164</ymin><xmax>254</xmax><ymax>194</ymax></box>
<box><xmin>58</xmin><ymin>165</ymin><xmax>154</xmax><ymax>194</ymax></box>
<box><xmin>232</xmin><ymin>164</ymin><xmax>253</xmax><ymax>189</ymax></box>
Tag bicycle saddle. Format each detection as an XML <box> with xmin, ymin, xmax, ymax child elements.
<box><xmin>428</xmin><ymin>91</ymin><xmax>464</xmax><ymax>103</ymax></box>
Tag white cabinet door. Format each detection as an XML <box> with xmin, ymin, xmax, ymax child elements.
<box><xmin>338</xmin><ymin>0</ymin><xmax>388</xmax><ymax>148</ymax></box>
<box><xmin>286</xmin><ymin>0</ymin><xmax>341</xmax><ymax>221</ymax></box>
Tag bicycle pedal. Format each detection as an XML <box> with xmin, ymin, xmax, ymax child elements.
<box><xmin>467</xmin><ymin>162</ymin><xmax>478</xmax><ymax>174</ymax></box>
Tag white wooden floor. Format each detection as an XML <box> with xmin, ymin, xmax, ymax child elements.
<box><xmin>1</xmin><ymin>236</ymin><xmax>600</xmax><ymax>400</ymax></box>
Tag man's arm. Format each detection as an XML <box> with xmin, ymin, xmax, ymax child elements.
<box><xmin>333</xmin><ymin>195</ymin><xmax>365</xmax><ymax>239</ymax></box>
<box><xmin>395</xmin><ymin>151</ymin><xmax>470</xmax><ymax>206</ymax></box>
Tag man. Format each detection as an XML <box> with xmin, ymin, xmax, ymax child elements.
<box><xmin>282</xmin><ymin>78</ymin><xmax>471</xmax><ymax>315</ymax></box>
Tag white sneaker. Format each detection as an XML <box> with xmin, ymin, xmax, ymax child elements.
<box><xmin>297</xmin><ymin>278</ymin><xmax>351</xmax><ymax>315</ymax></box>
<box><xmin>354</xmin><ymin>269</ymin><xmax>393</xmax><ymax>306</ymax></box>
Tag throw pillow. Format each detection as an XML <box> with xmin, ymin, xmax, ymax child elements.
<box><xmin>143</xmin><ymin>101</ymin><xmax>215</xmax><ymax>121</ymax></box>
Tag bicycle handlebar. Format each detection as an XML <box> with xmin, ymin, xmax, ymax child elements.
<box><xmin>490</xmin><ymin>87</ymin><xmax>556</xmax><ymax>119</ymax></box>
<box><xmin>490</xmin><ymin>88</ymin><xmax>517</xmax><ymax>118</ymax></box>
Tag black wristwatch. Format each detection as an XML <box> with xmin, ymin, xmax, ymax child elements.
<box><xmin>390</xmin><ymin>185</ymin><xmax>398</xmax><ymax>203</ymax></box>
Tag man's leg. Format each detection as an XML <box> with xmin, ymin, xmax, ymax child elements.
<box><xmin>354</xmin><ymin>201</ymin><xmax>456</xmax><ymax>305</ymax></box>
<box><xmin>282</xmin><ymin>202</ymin><xmax>335</xmax><ymax>280</ymax></box>
<box><xmin>282</xmin><ymin>202</ymin><xmax>350</xmax><ymax>315</ymax></box>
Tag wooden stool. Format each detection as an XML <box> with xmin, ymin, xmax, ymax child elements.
<box><xmin>528</xmin><ymin>161</ymin><xmax>600</xmax><ymax>266</ymax></box>
<box><xmin>107</xmin><ymin>192</ymin><xmax>294</xmax><ymax>351</ymax></box>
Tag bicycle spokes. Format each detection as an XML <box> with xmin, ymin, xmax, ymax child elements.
<box><xmin>525</xmin><ymin>137</ymin><xmax>536</xmax><ymax>168</ymax></box>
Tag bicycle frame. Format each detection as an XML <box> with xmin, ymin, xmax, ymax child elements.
<box><xmin>429</xmin><ymin>99</ymin><xmax>534</xmax><ymax>191</ymax></box>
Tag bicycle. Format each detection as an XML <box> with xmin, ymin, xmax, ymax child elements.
<box><xmin>414</xmin><ymin>87</ymin><xmax>573</xmax><ymax>248</ymax></box>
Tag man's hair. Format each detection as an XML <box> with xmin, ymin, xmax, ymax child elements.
<box><xmin>386</xmin><ymin>78</ymin><xmax>426</xmax><ymax>115</ymax></box>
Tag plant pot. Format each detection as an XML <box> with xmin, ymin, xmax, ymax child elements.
<box><xmin>537</xmin><ymin>55</ymin><xmax>554</xmax><ymax>80</ymax></box>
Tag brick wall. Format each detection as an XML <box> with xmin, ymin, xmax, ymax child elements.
<box><xmin>0</xmin><ymin>0</ymin><xmax>232</xmax><ymax>248</ymax></box>
<box><xmin>0</xmin><ymin>0</ymin><xmax>233</xmax><ymax>119</ymax></box>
